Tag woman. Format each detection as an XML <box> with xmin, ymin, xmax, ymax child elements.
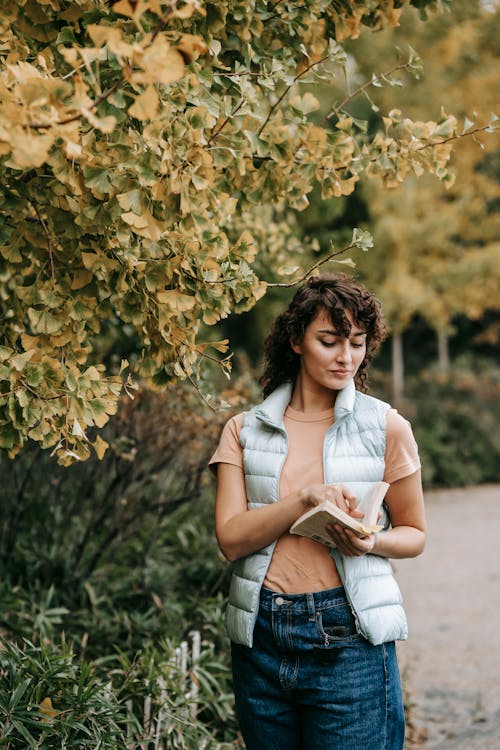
<box><xmin>210</xmin><ymin>273</ymin><xmax>426</xmax><ymax>750</ymax></box>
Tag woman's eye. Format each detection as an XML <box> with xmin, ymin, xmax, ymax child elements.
<box><xmin>351</xmin><ymin>342</ymin><xmax>365</xmax><ymax>348</ymax></box>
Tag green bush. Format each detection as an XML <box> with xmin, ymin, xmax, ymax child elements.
<box><xmin>0</xmin><ymin>636</ymin><xmax>239</xmax><ymax>749</ymax></box>
<box><xmin>0</xmin><ymin>638</ymin><xmax>123</xmax><ymax>749</ymax></box>
<box><xmin>409</xmin><ymin>365</ymin><xmax>500</xmax><ymax>487</ymax></box>
<box><xmin>370</xmin><ymin>359</ymin><xmax>500</xmax><ymax>488</ymax></box>
<box><xmin>0</xmin><ymin>383</ymin><xmax>243</xmax><ymax>748</ymax></box>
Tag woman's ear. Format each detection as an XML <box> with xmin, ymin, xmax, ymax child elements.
<box><xmin>290</xmin><ymin>337</ymin><xmax>301</xmax><ymax>355</ymax></box>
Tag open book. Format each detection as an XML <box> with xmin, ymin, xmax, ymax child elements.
<box><xmin>290</xmin><ymin>481</ymin><xmax>389</xmax><ymax>549</ymax></box>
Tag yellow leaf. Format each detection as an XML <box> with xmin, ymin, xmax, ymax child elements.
<box><xmin>63</xmin><ymin>140</ymin><xmax>83</xmax><ymax>159</ymax></box>
<box><xmin>11</xmin><ymin>349</ymin><xmax>37</xmax><ymax>371</ymax></box>
<box><xmin>81</xmin><ymin>107</ymin><xmax>116</xmax><ymax>133</ymax></box>
<box><xmin>21</xmin><ymin>333</ymin><xmax>40</xmax><ymax>351</ymax></box>
<box><xmin>93</xmin><ymin>434</ymin><xmax>109</xmax><ymax>460</ymax></box>
<box><xmin>210</xmin><ymin>339</ymin><xmax>229</xmax><ymax>353</ymax></box>
<box><xmin>128</xmin><ymin>85</ymin><xmax>159</xmax><ymax>121</ymax></box>
<box><xmin>202</xmin><ymin>309</ymin><xmax>221</xmax><ymax>325</ymax></box>
<box><xmin>39</xmin><ymin>696</ymin><xmax>58</xmax><ymax>722</ymax></box>
<box><xmin>176</xmin><ymin>34</ymin><xmax>209</xmax><ymax>62</ymax></box>
<box><xmin>87</xmin><ymin>25</ymin><xmax>134</xmax><ymax>58</ymax></box>
<box><xmin>71</xmin><ymin>270</ymin><xmax>93</xmax><ymax>290</ymax></box>
<box><xmin>84</xmin><ymin>366</ymin><xmax>102</xmax><ymax>381</ymax></box>
<box><xmin>133</xmin><ymin>36</ymin><xmax>185</xmax><ymax>85</ymax></box>
<box><xmin>121</xmin><ymin>209</ymin><xmax>166</xmax><ymax>240</ymax></box>
<box><xmin>156</xmin><ymin>290</ymin><xmax>196</xmax><ymax>312</ymax></box>
<box><xmin>289</xmin><ymin>92</ymin><xmax>320</xmax><ymax>114</ymax></box>
<box><xmin>335</xmin><ymin>257</ymin><xmax>357</xmax><ymax>268</ymax></box>
<box><xmin>72</xmin><ymin>419</ymin><xmax>86</xmax><ymax>438</ymax></box>
<box><xmin>8</xmin><ymin>130</ymin><xmax>54</xmax><ymax>169</ymax></box>
<box><xmin>112</xmin><ymin>0</ymin><xmax>140</xmax><ymax>17</ymax></box>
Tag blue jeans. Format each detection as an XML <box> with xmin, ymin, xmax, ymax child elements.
<box><xmin>231</xmin><ymin>586</ymin><xmax>405</xmax><ymax>750</ymax></box>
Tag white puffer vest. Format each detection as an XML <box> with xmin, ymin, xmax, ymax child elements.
<box><xmin>225</xmin><ymin>379</ymin><xmax>408</xmax><ymax>648</ymax></box>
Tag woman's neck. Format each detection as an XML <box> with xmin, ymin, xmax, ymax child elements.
<box><xmin>289</xmin><ymin>375</ymin><xmax>337</xmax><ymax>413</ymax></box>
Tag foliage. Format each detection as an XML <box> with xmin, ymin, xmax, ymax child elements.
<box><xmin>0</xmin><ymin>638</ymin><xmax>124</xmax><ymax>749</ymax></box>
<box><xmin>410</xmin><ymin>362</ymin><xmax>500</xmax><ymax>487</ymax></box>
<box><xmin>0</xmin><ymin>0</ymin><xmax>484</xmax><ymax>461</ymax></box>
<box><xmin>371</xmin><ymin>358</ymin><xmax>500</xmax><ymax>488</ymax></box>
<box><xmin>0</xmin><ymin>635</ymin><xmax>239</xmax><ymax>749</ymax></box>
<box><xmin>0</xmin><ymin>380</ymin><xmax>244</xmax><ymax>746</ymax></box>
<box><xmin>344</xmin><ymin>0</ymin><xmax>500</xmax><ymax>334</ymax></box>
<box><xmin>0</xmin><ymin>380</ymin><xmax>246</xmax><ymax>652</ymax></box>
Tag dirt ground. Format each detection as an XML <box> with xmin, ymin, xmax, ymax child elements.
<box><xmin>394</xmin><ymin>484</ymin><xmax>500</xmax><ymax>749</ymax></box>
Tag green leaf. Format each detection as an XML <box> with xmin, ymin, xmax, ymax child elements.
<box><xmin>83</xmin><ymin>167</ymin><xmax>113</xmax><ymax>194</ymax></box>
<box><xmin>27</xmin><ymin>309</ymin><xmax>65</xmax><ymax>335</ymax></box>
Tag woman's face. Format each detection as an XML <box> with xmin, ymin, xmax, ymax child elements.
<box><xmin>291</xmin><ymin>308</ymin><xmax>367</xmax><ymax>394</ymax></box>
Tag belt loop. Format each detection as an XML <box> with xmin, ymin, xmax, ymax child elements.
<box><xmin>306</xmin><ymin>593</ymin><xmax>316</xmax><ymax>622</ymax></box>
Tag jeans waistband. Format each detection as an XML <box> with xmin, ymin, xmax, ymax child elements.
<box><xmin>260</xmin><ymin>585</ymin><xmax>348</xmax><ymax>614</ymax></box>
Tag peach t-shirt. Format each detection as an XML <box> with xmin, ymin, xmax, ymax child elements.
<box><xmin>210</xmin><ymin>405</ymin><xmax>420</xmax><ymax>594</ymax></box>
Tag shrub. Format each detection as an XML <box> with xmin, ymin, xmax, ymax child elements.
<box><xmin>0</xmin><ymin>381</ymin><xmax>248</xmax><ymax>747</ymax></box>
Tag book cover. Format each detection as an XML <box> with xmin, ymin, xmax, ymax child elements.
<box><xmin>289</xmin><ymin>481</ymin><xmax>389</xmax><ymax>549</ymax></box>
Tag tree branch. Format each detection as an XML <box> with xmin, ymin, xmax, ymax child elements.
<box><xmin>257</xmin><ymin>55</ymin><xmax>330</xmax><ymax>137</ymax></box>
<box><xmin>28</xmin><ymin>75</ymin><xmax>124</xmax><ymax>131</ymax></box>
<box><xmin>414</xmin><ymin>124</ymin><xmax>493</xmax><ymax>151</ymax></box>
<box><xmin>206</xmin><ymin>98</ymin><xmax>246</xmax><ymax>145</ymax></box>
<box><xmin>267</xmin><ymin>242</ymin><xmax>357</xmax><ymax>288</ymax></box>
<box><xmin>30</xmin><ymin>200</ymin><xmax>55</xmax><ymax>281</ymax></box>
<box><xmin>27</xmin><ymin>6</ymin><xmax>179</xmax><ymax>132</ymax></box>
<box><xmin>328</xmin><ymin>61</ymin><xmax>411</xmax><ymax>119</ymax></box>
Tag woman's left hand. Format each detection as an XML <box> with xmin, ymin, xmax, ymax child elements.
<box><xmin>325</xmin><ymin>524</ymin><xmax>378</xmax><ymax>557</ymax></box>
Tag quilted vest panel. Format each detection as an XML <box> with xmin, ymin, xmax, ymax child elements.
<box><xmin>224</xmin><ymin>380</ymin><xmax>408</xmax><ymax>647</ymax></box>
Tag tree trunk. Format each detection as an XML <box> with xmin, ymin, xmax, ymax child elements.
<box><xmin>437</xmin><ymin>326</ymin><xmax>450</xmax><ymax>374</ymax></box>
<box><xmin>392</xmin><ymin>331</ymin><xmax>404</xmax><ymax>407</ymax></box>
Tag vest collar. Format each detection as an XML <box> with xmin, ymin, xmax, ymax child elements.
<box><xmin>254</xmin><ymin>379</ymin><xmax>356</xmax><ymax>429</ymax></box>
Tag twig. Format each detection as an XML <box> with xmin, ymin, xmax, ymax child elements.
<box><xmin>28</xmin><ymin>76</ymin><xmax>124</xmax><ymax>130</ymax></box>
<box><xmin>177</xmin><ymin>359</ymin><xmax>218</xmax><ymax>412</ymax></box>
<box><xmin>257</xmin><ymin>54</ymin><xmax>330</xmax><ymax>137</ymax></box>
<box><xmin>30</xmin><ymin>200</ymin><xmax>55</xmax><ymax>281</ymax></box>
<box><xmin>206</xmin><ymin>98</ymin><xmax>246</xmax><ymax>145</ymax></box>
<box><xmin>414</xmin><ymin>124</ymin><xmax>492</xmax><ymax>151</ymax></box>
<box><xmin>367</xmin><ymin>123</ymin><xmax>494</xmax><ymax>167</ymax></box>
<box><xmin>267</xmin><ymin>242</ymin><xmax>357</xmax><ymax>288</ymax></box>
<box><xmin>328</xmin><ymin>61</ymin><xmax>411</xmax><ymax>119</ymax></box>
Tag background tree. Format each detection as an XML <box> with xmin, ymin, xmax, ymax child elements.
<box><xmin>1</xmin><ymin>0</ymin><xmax>490</xmax><ymax>461</ymax></box>
<box><xmin>340</xmin><ymin>0</ymin><xmax>500</xmax><ymax>397</ymax></box>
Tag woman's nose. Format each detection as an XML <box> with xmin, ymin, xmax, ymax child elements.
<box><xmin>336</xmin><ymin>340</ymin><xmax>352</xmax><ymax>362</ymax></box>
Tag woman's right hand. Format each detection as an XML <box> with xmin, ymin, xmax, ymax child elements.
<box><xmin>293</xmin><ymin>484</ymin><xmax>364</xmax><ymax>518</ymax></box>
<box><xmin>216</xmin><ymin>465</ymin><xmax>362</xmax><ymax>562</ymax></box>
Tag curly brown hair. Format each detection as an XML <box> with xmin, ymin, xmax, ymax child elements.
<box><xmin>259</xmin><ymin>273</ymin><xmax>387</xmax><ymax>397</ymax></box>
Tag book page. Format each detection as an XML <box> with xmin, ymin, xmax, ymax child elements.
<box><xmin>289</xmin><ymin>481</ymin><xmax>389</xmax><ymax>548</ymax></box>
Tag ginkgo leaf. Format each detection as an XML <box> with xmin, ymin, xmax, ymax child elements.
<box><xmin>93</xmin><ymin>434</ymin><xmax>109</xmax><ymax>459</ymax></box>
<box><xmin>132</xmin><ymin>36</ymin><xmax>185</xmax><ymax>85</ymax></box>
<box><xmin>156</xmin><ymin>290</ymin><xmax>196</xmax><ymax>312</ymax></box>
<box><xmin>128</xmin><ymin>85</ymin><xmax>159</xmax><ymax>121</ymax></box>
<box><xmin>8</xmin><ymin>130</ymin><xmax>55</xmax><ymax>169</ymax></box>
<box><xmin>11</xmin><ymin>350</ymin><xmax>37</xmax><ymax>371</ymax></box>
<box><xmin>39</xmin><ymin>696</ymin><xmax>59</xmax><ymax>722</ymax></box>
<box><xmin>27</xmin><ymin>309</ymin><xmax>64</xmax><ymax>335</ymax></box>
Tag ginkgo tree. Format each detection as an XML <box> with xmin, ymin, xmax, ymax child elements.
<box><xmin>0</xmin><ymin>0</ymin><xmax>495</xmax><ymax>462</ymax></box>
<box><xmin>347</xmin><ymin>0</ymin><xmax>500</xmax><ymax>397</ymax></box>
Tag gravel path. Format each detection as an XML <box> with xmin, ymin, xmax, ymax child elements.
<box><xmin>394</xmin><ymin>485</ymin><xmax>500</xmax><ymax>749</ymax></box>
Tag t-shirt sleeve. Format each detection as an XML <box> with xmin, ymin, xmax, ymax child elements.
<box><xmin>208</xmin><ymin>412</ymin><xmax>245</xmax><ymax>474</ymax></box>
<box><xmin>384</xmin><ymin>409</ymin><xmax>421</xmax><ymax>484</ymax></box>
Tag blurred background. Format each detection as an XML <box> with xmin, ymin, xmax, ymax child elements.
<box><xmin>0</xmin><ymin>1</ymin><xmax>498</xmax><ymax>748</ymax></box>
